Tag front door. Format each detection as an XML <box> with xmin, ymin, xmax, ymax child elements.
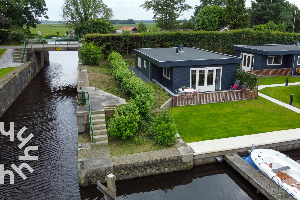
<box><xmin>190</xmin><ymin>68</ymin><xmax>222</xmax><ymax>92</ymax></box>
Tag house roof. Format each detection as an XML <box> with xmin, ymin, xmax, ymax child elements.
<box><xmin>133</xmin><ymin>47</ymin><xmax>241</xmax><ymax>67</ymax></box>
<box><xmin>233</xmin><ymin>44</ymin><xmax>300</xmax><ymax>56</ymax></box>
<box><xmin>120</xmin><ymin>27</ymin><xmax>137</xmax><ymax>31</ymax></box>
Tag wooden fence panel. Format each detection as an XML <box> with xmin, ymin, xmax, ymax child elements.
<box><xmin>249</xmin><ymin>68</ymin><xmax>291</xmax><ymax>77</ymax></box>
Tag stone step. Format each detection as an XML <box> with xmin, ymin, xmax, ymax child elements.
<box><xmin>93</xmin><ymin>129</ymin><xmax>107</xmax><ymax>136</ymax></box>
<box><xmin>92</xmin><ymin>114</ymin><xmax>105</xmax><ymax>120</ymax></box>
<box><xmin>93</xmin><ymin>124</ymin><xmax>106</xmax><ymax>130</ymax></box>
<box><xmin>92</xmin><ymin>110</ymin><xmax>105</xmax><ymax>115</ymax></box>
<box><xmin>92</xmin><ymin>119</ymin><xmax>105</xmax><ymax>125</ymax></box>
<box><xmin>91</xmin><ymin>140</ymin><xmax>108</xmax><ymax>147</ymax></box>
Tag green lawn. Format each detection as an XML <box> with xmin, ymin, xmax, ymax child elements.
<box><xmin>260</xmin><ymin>85</ymin><xmax>300</xmax><ymax>109</ymax></box>
<box><xmin>259</xmin><ymin>76</ymin><xmax>300</xmax><ymax>85</ymax></box>
<box><xmin>0</xmin><ymin>49</ymin><xmax>5</xmax><ymax>56</ymax></box>
<box><xmin>0</xmin><ymin>67</ymin><xmax>16</xmax><ymax>79</ymax></box>
<box><xmin>170</xmin><ymin>97</ymin><xmax>300</xmax><ymax>143</ymax></box>
<box><xmin>30</xmin><ymin>23</ymin><xmax>71</xmax><ymax>37</ymax></box>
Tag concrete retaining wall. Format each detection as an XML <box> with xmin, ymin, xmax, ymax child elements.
<box><xmin>0</xmin><ymin>50</ymin><xmax>49</xmax><ymax>117</ymax></box>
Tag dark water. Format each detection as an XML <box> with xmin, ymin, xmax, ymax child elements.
<box><xmin>0</xmin><ymin>51</ymin><xmax>299</xmax><ymax>200</ymax></box>
<box><xmin>0</xmin><ymin>51</ymin><xmax>80</xmax><ymax>199</ymax></box>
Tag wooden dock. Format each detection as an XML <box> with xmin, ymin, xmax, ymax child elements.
<box><xmin>224</xmin><ymin>153</ymin><xmax>294</xmax><ymax>200</ymax></box>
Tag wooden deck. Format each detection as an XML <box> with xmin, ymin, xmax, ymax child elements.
<box><xmin>249</xmin><ymin>68</ymin><xmax>291</xmax><ymax>77</ymax></box>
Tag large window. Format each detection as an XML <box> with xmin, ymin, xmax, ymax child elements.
<box><xmin>267</xmin><ymin>56</ymin><xmax>282</xmax><ymax>65</ymax></box>
<box><xmin>138</xmin><ymin>57</ymin><xmax>141</xmax><ymax>67</ymax></box>
<box><xmin>163</xmin><ymin>67</ymin><xmax>170</xmax><ymax>80</ymax></box>
<box><xmin>241</xmin><ymin>53</ymin><xmax>254</xmax><ymax>71</ymax></box>
<box><xmin>297</xmin><ymin>56</ymin><xmax>300</xmax><ymax>65</ymax></box>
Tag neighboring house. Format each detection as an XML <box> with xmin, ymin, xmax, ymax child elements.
<box><xmin>233</xmin><ymin>44</ymin><xmax>300</xmax><ymax>75</ymax></box>
<box><xmin>133</xmin><ymin>47</ymin><xmax>241</xmax><ymax>93</ymax></box>
<box><xmin>120</xmin><ymin>27</ymin><xmax>137</xmax><ymax>33</ymax></box>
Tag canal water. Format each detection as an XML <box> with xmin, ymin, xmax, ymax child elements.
<box><xmin>0</xmin><ymin>51</ymin><xmax>299</xmax><ymax>199</ymax></box>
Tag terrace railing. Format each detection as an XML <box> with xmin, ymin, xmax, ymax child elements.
<box><xmin>172</xmin><ymin>90</ymin><xmax>258</xmax><ymax>107</ymax></box>
<box><xmin>248</xmin><ymin>68</ymin><xmax>291</xmax><ymax>77</ymax></box>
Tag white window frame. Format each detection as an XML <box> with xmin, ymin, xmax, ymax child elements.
<box><xmin>144</xmin><ymin>60</ymin><xmax>147</xmax><ymax>68</ymax></box>
<box><xmin>163</xmin><ymin>67</ymin><xmax>170</xmax><ymax>80</ymax></box>
<box><xmin>297</xmin><ymin>56</ymin><xmax>300</xmax><ymax>65</ymax></box>
<box><xmin>267</xmin><ymin>55</ymin><xmax>283</xmax><ymax>65</ymax></box>
<box><xmin>241</xmin><ymin>53</ymin><xmax>254</xmax><ymax>71</ymax></box>
<box><xmin>138</xmin><ymin>57</ymin><xmax>141</xmax><ymax>68</ymax></box>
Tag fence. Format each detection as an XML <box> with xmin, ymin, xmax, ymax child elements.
<box><xmin>172</xmin><ymin>90</ymin><xmax>258</xmax><ymax>107</ymax></box>
<box><xmin>248</xmin><ymin>68</ymin><xmax>291</xmax><ymax>77</ymax></box>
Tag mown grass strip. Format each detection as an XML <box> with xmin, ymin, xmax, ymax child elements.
<box><xmin>0</xmin><ymin>67</ymin><xmax>16</xmax><ymax>79</ymax></box>
<box><xmin>0</xmin><ymin>49</ymin><xmax>6</xmax><ymax>56</ymax></box>
<box><xmin>260</xmin><ymin>85</ymin><xmax>300</xmax><ymax>109</ymax></box>
<box><xmin>170</xmin><ymin>97</ymin><xmax>300</xmax><ymax>143</ymax></box>
<box><xmin>259</xmin><ymin>76</ymin><xmax>300</xmax><ymax>85</ymax></box>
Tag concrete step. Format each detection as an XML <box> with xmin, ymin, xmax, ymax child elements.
<box><xmin>91</xmin><ymin>140</ymin><xmax>108</xmax><ymax>147</ymax></box>
<box><xmin>93</xmin><ymin>129</ymin><xmax>107</xmax><ymax>136</ymax></box>
<box><xmin>92</xmin><ymin>135</ymin><xmax>108</xmax><ymax>142</ymax></box>
<box><xmin>92</xmin><ymin>110</ymin><xmax>105</xmax><ymax>115</ymax></box>
<box><xmin>92</xmin><ymin>119</ymin><xmax>105</xmax><ymax>125</ymax></box>
<box><xmin>92</xmin><ymin>114</ymin><xmax>105</xmax><ymax>120</ymax></box>
<box><xmin>93</xmin><ymin>124</ymin><xmax>106</xmax><ymax>130</ymax></box>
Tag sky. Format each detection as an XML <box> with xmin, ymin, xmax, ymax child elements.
<box><xmin>44</xmin><ymin>0</ymin><xmax>300</xmax><ymax>21</ymax></box>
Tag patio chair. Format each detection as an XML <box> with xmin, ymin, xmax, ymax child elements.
<box><xmin>242</xmin><ymin>82</ymin><xmax>247</xmax><ymax>90</ymax></box>
<box><xmin>230</xmin><ymin>80</ymin><xmax>240</xmax><ymax>90</ymax></box>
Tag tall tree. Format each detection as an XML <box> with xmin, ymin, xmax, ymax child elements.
<box><xmin>141</xmin><ymin>0</ymin><xmax>192</xmax><ymax>30</ymax></box>
<box><xmin>224</xmin><ymin>0</ymin><xmax>250</xmax><ymax>29</ymax></box>
<box><xmin>0</xmin><ymin>0</ymin><xmax>48</xmax><ymax>29</ymax></box>
<box><xmin>195</xmin><ymin>5</ymin><xmax>225</xmax><ymax>31</ymax></box>
<box><xmin>250</xmin><ymin>0</ymin><xmax>293</xmax><ymax>27</ymax></box>
<box><xmin>193</xmin><ymin>0</ymin><xmax>226</xmax><ymax>21</ymax></box>
<box><xmin>62</xmin><ymin>0</ymin><xmax>113</xmax><ymax>26</ymax></box>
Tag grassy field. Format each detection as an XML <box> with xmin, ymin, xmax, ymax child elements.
<box><xmin>170</xmin><ymin>97</ymin><xmax>300</xmax><ymax>143</ymax></box>
<box><xmin>0</xmin><ymin>49</ymin><xmax>5</xmax><ymax>56</ymax></box>
<box><xmin>0</xmin><ymin>67</ymin><xmax>16</xmax><ymax>79</ymax></box>
<box><xmin>259</xmin><ymin>76</ymin><xmax>300</xmax><ymax>85</ymax></box>
<box><xmin>260</xmin><ymin>85</ymin><xmax>300</xmax><ymax>109</ymax></box>
<box><xmin>30</xmin><ymin>23</ymin><xmax>71</xmax><ymax>37</ymax></box>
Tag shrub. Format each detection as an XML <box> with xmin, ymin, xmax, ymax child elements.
<box><xmin>108</xmin><ymin>101</ymin><xmax>140</xmax><ymax>140</ymax></box>
<box><xmin>149</xmin><ymin>109</ymin><xmax>177</xmax><ymax>147</ymax></box>
<box><xmin>80</xmin><ymin>42</ymin><xmax>104</xmax><ymax>65</ymax></box>
<box><xmin>234</xmin><ymin>70</ymin><xmax>258</xmax><ymax>90</ymax></box>
<box><xmin>75</xmin><ymin>18</ymin><xmax>115</xmax><ymax>37</ymax></box>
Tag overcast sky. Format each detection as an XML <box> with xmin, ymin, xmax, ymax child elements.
<box><xmin>44</xmin><ymin>0</ymin><xmax>300</xmax><ymax>21</ymax></box>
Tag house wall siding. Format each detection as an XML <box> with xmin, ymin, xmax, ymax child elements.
<box><xmin>152</xmin><ymin>64</ymin><xmax>173</xmax><ymax>91</ymax></box>
<box><xmin>136</xmin><ymin>55</ymin><xmax>150</xmax><ymax>79</ymax></box>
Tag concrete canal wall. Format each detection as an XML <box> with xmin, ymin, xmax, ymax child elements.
<box><xmin>0</xmin><ymin>50</ymin><xmax>49</xmax><ymax>117</ymax></box>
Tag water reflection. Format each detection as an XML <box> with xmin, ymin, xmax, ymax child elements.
<box><xmin>0</xmin><ymin>51</ymin><xmax>80</xmax><ymax>199</ymax></box>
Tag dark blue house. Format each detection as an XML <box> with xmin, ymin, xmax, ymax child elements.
<box><xmin>233</xmin><ymin>44</ymin><xmax>300</xmax><ymax>75</ymax></box>
<box><xmin>133</xmin><ymin>47</ymin><xmax>241</xmax><ymax>93</ymax></box>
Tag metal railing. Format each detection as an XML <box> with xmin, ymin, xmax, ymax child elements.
<box><xmin>21</xmin><ymin>41</ymin><xmax>28</xmax><ymax>63</ymax></box>
<box><xmin>78</xmin><ymin>91</ymin><xmax>95</xmax><ymax>143</ymax></box>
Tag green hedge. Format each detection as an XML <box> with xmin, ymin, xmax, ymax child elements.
<box><xmin>85</xmin><ymin>30</ymin><xmax>300</xmax><ymax>55</ymax></box>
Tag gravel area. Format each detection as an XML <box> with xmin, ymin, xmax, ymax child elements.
<box><xmin>0</xmin><ymin>49</ymin><xmax>22</xmax><ymax>69</ymax></box>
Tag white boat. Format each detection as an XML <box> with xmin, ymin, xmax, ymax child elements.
<box><xmin>250</xmin><ymin>149</ymin><xmax>300</xmax><ymax>199</ymax></box>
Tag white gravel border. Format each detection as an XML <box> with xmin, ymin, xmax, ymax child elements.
<box><xmin>0</xmin><ymin>49</ymin><xmax>22</xmax><ymax>69</ymax></box>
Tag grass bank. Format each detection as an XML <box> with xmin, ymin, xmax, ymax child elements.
<box><xmin>30</xmin><ymin>23</ymin><xmax>71</xmax><ymax>37</ymax></box>
<box><xmin>170</xmin><ymin>97</ymin><xmax>300</xmax><ymax>143</ymax></box>
<box><xmin>0</xmin><ymin>67</ymin><xmax>16</xmax><ymax>79</ymax></box>
<box><xmin>0</xmin><ymin>49</ymin><xmax>5</xmax><ymax>56</ymax></box>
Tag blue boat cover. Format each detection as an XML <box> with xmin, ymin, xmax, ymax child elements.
<box><xmin>243</xmin><ymin>153</ymin><xmax>259</xmax><ymax>170</ymax></box>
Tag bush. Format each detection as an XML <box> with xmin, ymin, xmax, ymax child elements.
<box><xmin>108</xmin><ymin>101</ymin><xmax>141</xmax><ymax>140</ymax></box>
<box><xmin>234</xmin><ymin>70</ymin><xmax>258</xmax><ymax>90</ymax></box>
<box><xmin>79</xmin><ymin>42</ymin><xmax>104</xmax><ymax>65</ymax></box>
<box><xmin>149</xmin><ymin>109</ymin><xmax>177</xmax><ymax>147</ymax></box>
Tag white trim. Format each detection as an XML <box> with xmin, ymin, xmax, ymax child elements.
<box><xmin>163</xmin><ymin>67</ymin><xmax>170</xmax><ymax>80</ymax></box>
<box><xmin>297</xmin><ymin>56</ymin><xmax>300</xmax><ymax>65</ymax></box>
<box><xmin>138</xmin><ymin>57</ymin><xmax>141</xmax><ymax>68</ymax></box>
<box><xmin>241</xmin><ymin>53</ymin><xmax>254</xmax><ymax>71</ymax></box>
<box><xmin>144</xmin><ymin>60</ymin><xmax>147</xmax><ymax>68</ymax></box>
<box><xmin>190</xmin><ymin>67</ymin><xmax>222</xmax><ymax>92</ymax></box>
<box><xmin>267</xmin><ymin>55</ymin><xmax>283</xmax><ymax>65</ymax></box>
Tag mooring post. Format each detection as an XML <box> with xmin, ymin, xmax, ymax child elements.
<box><xmin>285</xmin><ymin>78</ymin><xmax>289</xmax><ymax>86</ymax></box>
<box><xmin>106</xmin><ymin>174</ymin><xmax>116</xmax><ymax>196</ymax></box>
<box><xmin>289</xmin><ymin>94</ymin><xmax>293</xmax><ymax>105</ymax></box>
